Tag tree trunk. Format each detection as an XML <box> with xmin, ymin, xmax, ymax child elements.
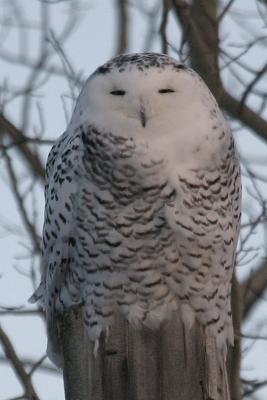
<box><xmin>61</xmin><ymin>307</ymin><xmax>230</xmax><ymax>400</ymax></box>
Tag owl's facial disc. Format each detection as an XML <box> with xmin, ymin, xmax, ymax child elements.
<box><xmin>83</xmin><ymin>53</ymin><xmax>196</xmax><ymax>133</ymax></box>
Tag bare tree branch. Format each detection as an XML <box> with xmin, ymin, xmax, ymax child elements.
<box><xmin>2</xmin><ymin>150</ymin><xmax>41</xmax><ymax>253</ymax></box>
<box><xmin>0</xmin><ymin>324</ymin><xmax>40</xmax><ymax>400</ymax></box>
<box><xmin>242</xmin><ymin>378</ymin><xmax>267</xmax><ymax>397</ymax></box>
<box><xmin>114</xmin><ymin>0</ymin><xmax>128</xmax><ymax>55</ymax></box>
<box><xmin>172</xmin><ymin>0</ymin><xmax>221</xmax><ymax>95</ymax></box>
<box><xmin>159</xmin><ymin>0</ymin><xmax>171</xmax><ymax>53</ymax></box>
<box><xmin>221</xmin><ymin>88</ymin><xmax>267</xmax><ymax>143</ymax></box>
<box><xmin>0</xmin><ymin>307</ymin><xmax>43</xmax><ymax>317</ymax></box>
<box><xmin>240</xmin><ymin>259</ymin><xmax>267</xmax><ymax>319</ymax></box>
<box><xmin>217</xmin><ymin>0</ymin><xmax>236</xmax><ymax>22</ymax></box>
<box><xmin>171</xmin><ymin>0</ymin><xmax>267</xmax><ymax>143</ymax></box>
<box><xmin>0</xmin><ymin>113</ymin><xmax>45</xmax><ymax>180</ymax></box>
<box><xmin>0</xmin><ymin>355</ymin><xmax>60</xmax><ymax>376</ymax></box>
<box><xmin>239</xmin><ymin>61</ymin><xmax>267</xmax><ymax>111</ymax></box>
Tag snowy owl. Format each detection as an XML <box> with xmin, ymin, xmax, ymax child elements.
<box><xmin>30</xmin><ymin>53</ymin><xmax>241</xmax><ymax>368</ymax></box>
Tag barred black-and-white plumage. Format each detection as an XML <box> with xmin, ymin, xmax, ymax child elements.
<box><xmin>30</xmin><ymin>53</ymin><xmax>241</xmax><ymax>368</ymax></box>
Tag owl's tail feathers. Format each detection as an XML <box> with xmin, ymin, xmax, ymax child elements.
<box><xmin>28</xmin><ymin>282</ymin><xmax>63</xmax><ymax>368</ymax></box>
<box><xmin>28</xmin><ymin>282</ymin><xmax>45</xmax><ymax>306</ymax></box>
<box><xmin>45</xmin><ymin>275</ymin><xmax>84</xmax><ymax>369</ymax></box>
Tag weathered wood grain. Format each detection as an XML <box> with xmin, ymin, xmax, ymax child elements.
<box><xmin>61</xmin><ymin>308</ymin><xmax>230</xmax><ymax>400</ymax></box>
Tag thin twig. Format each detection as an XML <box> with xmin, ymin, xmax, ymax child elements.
<box><xmin>2</xmin><ymin>150</ymin><xmax>41</xmax><ymax>253</ymax></box>
<box><xmin>239</xmin><ymin>62</ymin><xmax>267</xmax><ymax>111</ymax></box>
<box><xmin>0</xmin><ymin>355</ymin><xmax>59</xmax><ymax>375</ymax></box>
<box><xmin>217</xmin><ymin>0</ymin><xmax>236</xmax><ymax>22</ymax></box>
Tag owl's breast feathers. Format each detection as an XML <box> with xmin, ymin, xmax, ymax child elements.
<box><xmin>77</xmin><ymin>123</ymin><xmax>241</xmax><ymax>347</ymax></box>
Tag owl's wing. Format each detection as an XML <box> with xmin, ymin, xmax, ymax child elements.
<box><xmin>165</xmin><ymin>133</ymin><xmax>241</xmax><ymax>356</ymax></box>
<box><xmin>30</xmin><ymin>128</ymin><xmax>84</xmax><ymax>309</ymax></box>
<box><xmin>29</xmin><ymin>128</ymin><xmax>84</xmax><ymax>367</ymax></box>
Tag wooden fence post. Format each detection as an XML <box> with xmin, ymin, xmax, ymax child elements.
<box><xmin>61</xmin><ymin>307</ymin><xmax>230</xmax><ymax>400</ymax></box>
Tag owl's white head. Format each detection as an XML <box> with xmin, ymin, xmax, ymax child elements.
<box><xmin>70</xmin><ymin>53</ymin><xmax>226</xmax><ymax>167</ymax></box>
<box><xmin>72</xmin><ymin>53</ymin><xmax>215</xmax><ymax>129</ymax></box>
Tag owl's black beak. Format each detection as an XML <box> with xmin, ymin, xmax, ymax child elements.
<box><xmin>139</xmin><ymin>106</ymin><xmax>146</xmax><ymax>128</ymax></box>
